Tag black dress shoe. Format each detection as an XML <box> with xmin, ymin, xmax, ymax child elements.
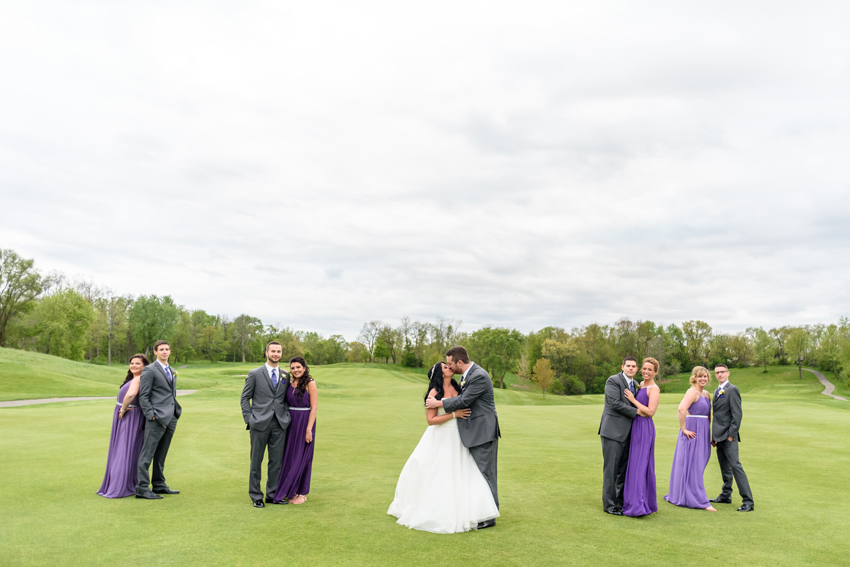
<box><xmin>710</xmin><ymin>496</ymin><xmax>732</xmax><ymax>504</ymax></box>
<box><xmin>253</xmin><ymin>499</ymin><xmax>265</xmax><ymax>508</ymax></box>
<box><xmin>266</xmin><ymin>498</ymin><xmax>287</xmax><ymax>504</ymax></box>
<box><xmin>737</xmin><ymin>503</ymin><xmax>754</xmax><ymax>512</ymax></box>
<box><xmin>605</xmin><ymin>509</ymin><xmax>624</xmax><ymax>516</ymax></box>
<box><xmin>476</xmin><ymin>519</ymin><xmax>496</xmax><ymax>529</ymax></box>
<box><xmin>153</xmin><ymin>488</ymin><xmax>180</xmax><ymax>495</ymax></box>
<box><xmin>135</xmin><ymin>492</ymin><xmax>163</xmax><ymax>500</ymax></box>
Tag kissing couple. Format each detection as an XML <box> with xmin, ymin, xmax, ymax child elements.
<box><xmin>388</xmin><ymin>346</ymin><xmax>501</xmax><ymax>533</ymax></box>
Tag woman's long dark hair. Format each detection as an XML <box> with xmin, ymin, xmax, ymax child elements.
<box><xmin>121</xmin><ymin>353</ymin><xmax>150</xmax><ymax>387</ymax></box>
<box><xmin>424</xmin><ymin>362</ymin><xmax>461</xmax><ymax>405</ymax></box>
<box><xmin>289</xmin><ymin>356</ymin><xmax>312</xmax><ymax>396</ymax></box>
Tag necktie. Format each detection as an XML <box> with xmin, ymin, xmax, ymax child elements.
<box><xmin>629</xmin><ymin>381</ymin><xmax>635</xmax><ymax>395</ymax></box>
<box><xmin>271</xmin><ymin>368</ymin><xmax>278</xmax><ymax>389</ymax></box>
<box><xmin>165</xmin><ymin>366</ymin><xmax>173</xmax><ymax>384</ymax></box>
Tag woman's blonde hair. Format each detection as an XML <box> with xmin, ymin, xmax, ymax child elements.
<box><xmin>689</xmin><ymin>366</ymin><xmax>710</xmax><ymax>386</ymax></box>
<box><xmin>642</xmin><ymin>357</ymin><xmax>659</xmax><ymax>373</ymax></box>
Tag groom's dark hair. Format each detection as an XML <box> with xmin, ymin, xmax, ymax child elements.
<box><xmin>446</xmin><ymin>346</ymin><xmax>470</xmax><ymax>364</ymax></box>
<box><xmin>622</xmin><ymin>356</ymin><xmax>637</xmax><ymax>365</ymax></box>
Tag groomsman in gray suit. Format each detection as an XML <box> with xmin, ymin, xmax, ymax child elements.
<box><xmin>598</xmin><ymin>357</ymin><xmax>639</xmax><ymax>515</ymax></box>
<box><xmin>241</xmin><ymin>341</ymin><xmax>291</xmax><ymax>508</ymax></box>
<box><xmin>136</xmin><ymin>340</ymin><xmax>182</xmax><ymax>499</ymax></box>
<box><xmin>710</xmin><ymin>364</ymin><xmax>754</xmax><ymax>512</ymax></box>
<box><xmin>426</xmin><ymin>346</ymin><xmax>500</xmax><ymax>529</ymax></box>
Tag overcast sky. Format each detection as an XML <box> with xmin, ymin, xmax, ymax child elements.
<box><xmin>1</xmin><ymin>1</ymin><xmax>848</xmax><ymax>340</ymax></box>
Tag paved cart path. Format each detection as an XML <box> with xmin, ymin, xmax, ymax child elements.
<box><xmin>0</xmin><ymin>390</ymin><xmax>198</xmax><ymax>408</ymax></box>
<box><xmin>803</xmin><ymin>368</ymin><xmax>846</xmax><ymax>401</ymax></box>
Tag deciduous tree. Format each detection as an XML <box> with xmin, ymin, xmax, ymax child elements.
<box><xmin>748</xmin><ymin>327</ymin><xmax>776</xmax><ymax>373</ymax></box>
<box><xmin>786</xmin><ymin>327</ymin><xmax>812</xmax><ymax>380</ymax></box>
<box><xmin>32</xmin><ymin>289</ymin><xmax>93</xmax><ymax>360</ymax></box>
<box><xmin>0</xmin><ymin>249</ymin><xmax>45</xmax><ymax>347</ymax></box>
<box><xmin>531</xmin><ymin>358</ymin><xmax>555</xmax><ymax>398</ymax></box>
<box><xmin>129</xmin><ymin>295</ymin><xmax>179</xmax><ymax>355</ymax></box>
<box><xmin>682</xmin><ymin>320</ymin><xmax>712</xmax><ymax>366</ymax></box>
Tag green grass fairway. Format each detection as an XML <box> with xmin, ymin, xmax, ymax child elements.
<box><xmin>1</xmin><ymin>351</ymin><xmax>849</xmax><ymax>566</ymax></box>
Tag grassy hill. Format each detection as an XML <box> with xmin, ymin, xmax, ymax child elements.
<box><xmin>659</xmin><ymin>365</ymin><xmax>827</xmax><ymax>399</ymax></box>
<box><xmin>0</xmin><ymin>348</ymin><xmax>234</xmax><ymax>401</ymax></box>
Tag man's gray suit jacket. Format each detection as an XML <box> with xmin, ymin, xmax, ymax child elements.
<box><xmin>139</xmin><ymin>362</ymin><xmax>182</xmax><ymax>426</ymax></box>
<box><xmin>598</xmin><ymin>372</ymin><xmax>637</xmax><ymax>441</ymax></box>
<box><xmin>241</xmin><ymin>366</ymin><xmax>292</xmax><ymax>431</ymax></box>
<box><xmin>712</xmin><ymin>383</ymin><xmax>742</xmax><ymax>443</ymax></box>
<box><xmin>442</xmin><ymin>363</ymin><xmax>500</xmax><ymax>448</ymax></box>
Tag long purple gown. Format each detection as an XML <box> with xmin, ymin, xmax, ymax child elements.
<box><xmin>623</xmin><ymin>386</ymin><xmax>657</xmax><ymax>516</ymax></box>
<box><xmin>664</xmin><ymin>394</ymin><xmax>712</xmax><ymax>509</ymax></box>
<box><xmin>273</xmin><ymin>382</ymin><xmax>315</xmax><ymax>502</ymax></box>
<box><xmin>97</xmin><ymin>380</ymin><xmax>145</xmax><ymax>498</ymax></box>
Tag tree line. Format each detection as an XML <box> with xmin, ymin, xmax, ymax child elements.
<box><xmin>356</xmin><ymin>316</ymin><xmax>850</xmax><ymax>395</ymax></box>
<box><xmin>2</xmin><ymin>248</ymin><xmax>850</xmax><ymax>395</ymax></box>
<box><xmin>0</xmin><ymin>249</ymin><xmax>346</xmax><ymax>365</ymax></box>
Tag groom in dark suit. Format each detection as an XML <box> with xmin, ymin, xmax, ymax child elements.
<box><xmin>426</xmin><ymin>345</ymin><xmax>500</xmax><ymax>529</ymax></box>
<box><xmin>241</xmin><ymin>341</ymin><xmax>291</xmax><ymax>508</ymax></box>
<box><xmin>598</xmin><ymin>357</ymin><xmax>639</xmax><ymax>515</ymax></box>
<box><xmin>710</xmin><ymin>364</ymin><xmax>754</xmax><ymax>512</ymax></box>
<box><xmin>136</xmin><ymin>340</ymin><xmax>182</xmax><ymax>499</ymax></box>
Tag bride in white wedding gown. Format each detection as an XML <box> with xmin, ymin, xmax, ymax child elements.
<box><xmin>387</xmin><ymin>362</ymin><xmax>500</xmax><ymax>533</ymax></box>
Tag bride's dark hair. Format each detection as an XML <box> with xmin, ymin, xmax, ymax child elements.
<box><xmin>424</xmin><ymin>362</ymin><xmax>461</xmax><ymax>405</ymax></box>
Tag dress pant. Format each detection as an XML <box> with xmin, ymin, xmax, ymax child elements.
<box><xmin>601</xmin><ymin>433</ymin><xmax>631</xmax><ymax>512</ymax></box>
<box><xmin>469</xmin><ymin>439</ymin><xmax>499</xmax><ymax>509</ymax></box>
<box><xmin>249</xmin><ymin>421</ymin><xmax>286</xmax><ymax>502</ymax></box>
<box><xmin>136</xmin><ymin>416</ymin><xmax>178</xmax><ymax>494</ymax></box>
<box><xmin>716</xmin><ymin>438</ymin><xmax>753</xmax><ymax>504</ymax></box>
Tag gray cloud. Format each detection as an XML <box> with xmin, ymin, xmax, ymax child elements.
<box><xmin>1</xmin><ymin>0</ymin><xmax>849</xmax><ymax>339</ymax></box>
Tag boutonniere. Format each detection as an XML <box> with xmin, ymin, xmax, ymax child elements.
<box><xmin>460</xmin><ymin>380</ymin><xmax>467</xmax><ymax>389</ymax></box>
<box><xmin>172</xmin><ymin>370</ymin><xmax>178</xmax><ymax>379</ymax></box>
<box><xmin>717</xmin><ymin>388</ymin><xmax>725</xmax><ymax>398</ymax></box>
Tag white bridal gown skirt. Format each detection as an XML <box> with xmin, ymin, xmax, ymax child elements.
<box><xmin>387</xmin><ymin>413</ymin><xmax>499</xmax><ymax>534</ymax></box>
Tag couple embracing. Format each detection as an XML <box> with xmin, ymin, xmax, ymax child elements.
<box><xmin>388</xmin><ymin>346</ymin><xmax>501</xmax><ymax>533</ymax></box>
<box><xmin>599</xmin><ymin>356</ymin><xmax>660</xmax><ymax>517</ymax></box>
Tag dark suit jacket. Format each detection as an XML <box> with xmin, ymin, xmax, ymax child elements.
<box><xmin>712</xmin><ymin>382</ymin><xmax>742</xmax><ymax>442</ymax></box>
<box><xmin>139</xmin><ymin>361</ymin><xmax>182</xmax><ymax>427</ymax></box>
<box><xmin>598</xmin><ymin>372</ymin><xmax>637</xmax><ymax>442</ymax></box>
<box><xmin>241</xmin><ymin>365</ymin><xmax>291</xmax><ymax>432</ymax></box>
<box><xmin>442</xmin><ymin>363</ymin><xmax>501</xmax><ymax>448</ymax></box>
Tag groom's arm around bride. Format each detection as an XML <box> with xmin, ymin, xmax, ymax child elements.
<box><xmin>426</xmin><ymin>346</ymin><xmax>501</xmax><ymax>521</ymax></box>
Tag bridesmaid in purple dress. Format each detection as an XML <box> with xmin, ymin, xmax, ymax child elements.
<box><xmin>98</xmin><ymin>354</ymin><xmax>150</xmax><ymax>498</ymax></box>
<box><xmin>622</xmin><ymin>357</ymin><xmax>661</xmax><ymax>516</ymax></box>
<box><xmin>274</xmin><ymin>356</ymin><xmax>317</xmax><ymax>505</ymax></box>
<box><xmin>664</xmin><ymin>366</ymin><xmax>717</xmax><ymax>511</ymax></box>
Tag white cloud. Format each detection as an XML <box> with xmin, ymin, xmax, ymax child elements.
<box><xmin>1</xmin><ymin>0</ymin><xmax>849</xmax><ymax>339</ymax></box>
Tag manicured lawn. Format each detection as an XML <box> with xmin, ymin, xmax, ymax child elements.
<box><xmin>659</xmin><ymin>365</ymin><xmax>827</xmax><ymax>398</ymax></box>
<box><xmin>1</xmin><ymin>352</ymin><xmax>848</xmax><ymax>565</ymax></box>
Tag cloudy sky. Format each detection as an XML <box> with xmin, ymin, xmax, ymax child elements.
<box><xmin>1</xmin><ymin>1</ymin><xmax>848</xmax><ymax>339</ymax></box>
